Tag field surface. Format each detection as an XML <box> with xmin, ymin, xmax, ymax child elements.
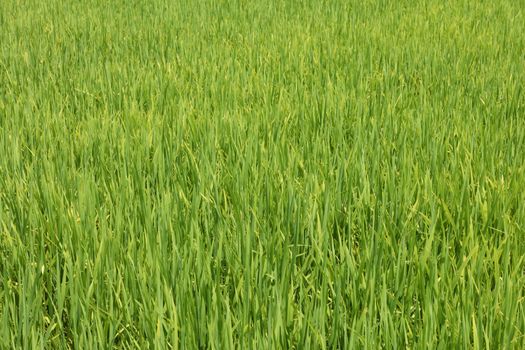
<box><xmin>1</xmin><ymin>0</ymin><xmax>525</xmax><ymax>348</ymax></box>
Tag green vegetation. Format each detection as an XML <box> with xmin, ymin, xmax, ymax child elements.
<box><xmin>1</xmin><ymin>0</ymin><xmax>524</xmax><ymax>348</ymax></box>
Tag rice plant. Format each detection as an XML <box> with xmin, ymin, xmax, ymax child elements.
<box><xmin>1</xmin><ymin>0</ymin><xmax>524</xmax><ymax>348</ymax></box>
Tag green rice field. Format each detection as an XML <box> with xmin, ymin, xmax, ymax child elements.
<box><xmin>1</xmin><ymin>0</ymin><xmax>524</xmax><ymax>348</ymax></box>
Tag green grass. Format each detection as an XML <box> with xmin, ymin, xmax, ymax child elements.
<box><xmin>1</xmin><ymin>0</ymin><xmax>524</xmax><ymax>348</ymax></box>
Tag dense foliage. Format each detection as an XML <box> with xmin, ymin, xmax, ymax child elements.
<box><xmin>1</xmin><ymin>0</ymin><xmax>524</xmax><ymax>348</ymax></box>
